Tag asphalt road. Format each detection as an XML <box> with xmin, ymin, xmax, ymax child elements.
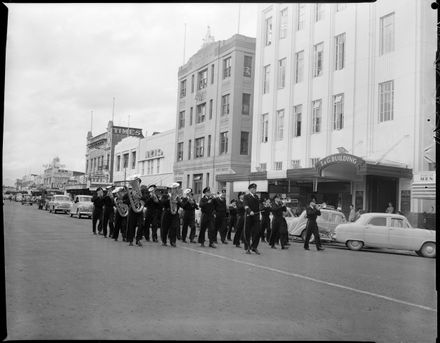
<box><xmin>3</xmin><ymin>201</ymin><xmax>437</xmax><ymax>341</ymax></box>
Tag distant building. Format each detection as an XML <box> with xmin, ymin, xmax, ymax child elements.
<box><xmin>85</xmin><ymin>120</ymin><xmax>144</xmax><ymax>188</ymax></box>
<box><xmin>174</xmin><ymin>33</ymin><xmax>256</xmax><ymax>201</ymax></box>
<box><xmin>42</xmin><ymin>157</ymin><xmax>85</xmax><ymax>192</ymax></box>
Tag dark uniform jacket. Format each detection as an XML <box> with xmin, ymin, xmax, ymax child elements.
<box><xmin>228</xmin><ymin>205</ymin><xmax>237</xmax><ymax>218</ymax></box>
<box><xmin>92</xmin><ymin>194</ymin><xmax>105</xmax><ymax>212</ymax></box>
<box><xmin>199</xmin><ymin>195</ymin><xmax>215</xmax><ymax>215</ymax></box>
<box><xmin>145</xmin><ymin>193</ymin><xmax>161</xmax><ymax>211</ymax></box>
<box><xmin>213</xmin><ymin>197</ymin><xmax>228</xmax><ymax>217</ymax></box>
<box><xmin>236</xmin><ymin>200</ymin><xmax>245</xmax><ymax>216</ymax></box>
<box><xmin>103</xmin><ymin>195</ymin><xmax>115</xmax><ymax>214</ymax></box>
<box><xmin>243</xmin><ymin>193</ymin><xmax>261</xmax><ymax>217</ymax></box>
<box><xmin>261</xmin><ymin>206</ymin><xmax>271</xmax><ymax>219</ymax></box>
<box><xmin>306</xmin><ymin>206</ymin><xmax>321</xmax><ymax>223</ymax></box>
<box><xmin>180</xmin><ymin>197</ymin><xmax>199</xmax><ymax>218</ymax></box>
<box><xmin>271</xmin><ymin>203</ymin><xmax>287</xmax><ymax>218</ymax></box>
<box><xmin>160</xmin><ymin>193</ymin><xmax>181</xmax><ymax>213</ymax></box>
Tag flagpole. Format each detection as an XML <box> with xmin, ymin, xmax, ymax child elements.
<box><xmin>112</xmin><ymin>97</ymin><xmax>115</xmax><ymax>122</ymax></box>
<box><xmin>183</xmin><ymin>23</ymin><xmax>187</xmax><ymax>64</ymax></box>
<box><xmin>237</xmin><ymin>4</ymin><xmax>241</xmax><ymax>34</ymax></box>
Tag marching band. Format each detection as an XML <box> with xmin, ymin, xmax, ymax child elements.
<box><xmin>90</xmin><ymin>178</ymin><xmax>305</xmax><ymax>255</ymax></box>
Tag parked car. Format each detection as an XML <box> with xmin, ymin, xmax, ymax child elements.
<box><xmin>44</xmin><ymin>196</ymin><xmax>53</xmax><ymax>211</ymax></box>
<box><xmin>21</xmin><ymin>194</ymin><xmax>33</xmax><ymax>205</ymax></box>
<box><xmin>332</xmin><ymin>213</ymin><xmax>436</xmax><ymax>258</ymax></box>
<box><xmin>287</xmin><ymin>206</ymin><xmax>347</xmax><ymax>242</ymax></box>
<box><xmin>69</xmin><ymin>195</ymin><xmax>93</xmax><ymax>219</ymax></box>
<box><xmin>48</xmin><ymin>195</ymin><xmax>72</xmax><ymax>214</ymax></box>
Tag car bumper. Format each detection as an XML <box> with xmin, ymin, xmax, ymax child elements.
<box><xmin>78</xmin><ymin>211</ymin><xmax>93</xmax><ymax>216</ymax></box>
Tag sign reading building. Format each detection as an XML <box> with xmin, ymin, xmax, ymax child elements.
<box><xmin>112</xmin><ymin>127</ymin><xmax>143</xmax><ymax>137</ymax></box>
<box><xmin>145</xmin><ymin>149</ymin><xmax>164</xmax><ymax>160</ymax></box>
<box><xmin>315</xmin><ymin>153</ymin><xmax>366</xmax><ymax>173</ymax></box>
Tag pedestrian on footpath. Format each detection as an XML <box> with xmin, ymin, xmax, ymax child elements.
<box><xmin>260</xmin><ymin>198</ymin><xmax>271</xmax><ymax>243</ymax></box>
<box><xmin>113</xmin><ymin>187</ymin><xmax>129</xmax><ymax>241</ymax></box>
<box><xmin>144</xmin><ymin>185</ymin><xmax>161</xmax><ymax>242</ymax></box>
<box><xmin>348</xmin><ymin>204</ymin><xmax>356</xmax><ymax>222</ymax></box>
<box><xmin>270</xmin><ymin>195</ymin><xmax>288</xmax><ymax>249</ymax></box>
<box><xmin>385</xmin><ymin>202</ymin><xmax>394</xmax><ymax>213</ymax></box>
<box><xmin>214</xmin><ymin>189</ymin><xmax>229</xmax><ymax>244</ymax></box>
<box><xmin>102</xmin><ymin>185</ymin><xmax>115</xmax><ymax>238</ymax></box>
<box><xmin>126</xmin><ymin>176</ymin><xmax>146</xmax><ymax>247</ymax></box>
<box><xmin>303</xmin><ymin>200</ymin><xmax>324</xmax><ymax>251</ymax></box>
<box><xmin>233</xmin><ymin>192</ymin><xmax>245</xmax><ymax>248</ymax></box>
<box><xmin>243</xmin><ymin>183</ymin><xmax>262</xmax><ymax>255</ymax></box>
<box><xmin>180</xmin><ymin>188</ymin><xmax>199</xmax><ymax>243</ymax></box>
<box><xmin>160</xmin><ymin>183</ymin><xmax>181</xmax><ymax>247</ymax></box>
<box><xmin>198</xmin><ymin>187</ymin><xmax>216</xmax><ymax>248</ymax></box>
<box><xmin>227</xmin><ymin>199</ymin><xmax>237</xmax><ymax>241</ymax></box>
<box><xmin>91</xmin><ymin>187</ymin><xmax>105</xmax><ymax>235</ymax></box>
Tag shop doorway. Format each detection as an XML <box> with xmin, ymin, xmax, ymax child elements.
<box><xmin>366</xmin><ymin>175</ymin><xmax>398</xmax><ymax>213</ymax></box>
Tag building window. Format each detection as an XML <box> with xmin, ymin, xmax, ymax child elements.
<box><xmin>336</xmin><ymin>3</ymin><xmax>347</xmax><ymax>12</ymax></box>
<box><xmin>315</xmin><ymin>3</ymin><xmax>324</xmax><ymax>22</ymax></box>
<box><xmin>211</xmin><ymin>64</ymin><xmax>214</xmax><ymax>84</ymax></box>
<box><xmin>123</xmin><ymin>153</ymin><xmax>129</xmax><ymax>169</ymax></box>
<box><xmin>297</xmin><ymin>3</ymin><xmax>305</xmax><ymax>31</ymax></box>
<box><xmin>310</xmin><ymin>158</ymin><xmax>320</xmax><ymax>167</ymax></box>
<box><xmin>209</xmin><ymin>99</ymin><xmax>213</xmax><ymax>119</ymax></box>
<box><xmin>177</xmin><ymin>142</ymin><xmax>184</xmax><ymax>161</ymax></box>
<box><xmin>196</xmin><ymin>103</ymin><xmax>206</xmax><ymax>123</ymax></box>
<box><xmin>242</xmin><ymin>93</ymin><xmax>251</xmax><ymax>115</ymax></box>
<box><xmin>295</xmin><ymin>50</ymin><xmax>304</xmax><ymax>83</ymax></box>
<box><xmin>312</xmin><ymin>99</ymin><xmax>322</xmax><ymax>134</ymax></box>
<box><xmin>178</xmin><ymin>111</ymin><xmax>185</xmax><ymax>129</ymax></box>
<box><xmin>156</xmin><ymin>158</ymin><xmax>160</xmax><ymax>174</ymax></box>
<box><xmin>141</xmin><ymin>161</ymin><xmax>145</xmax><ymax>175</ymax></box>
<box><xmin>265</xmin><ymin>16</ymin><xmax>272</xmax><ymax>46</ymax></box>
<box><xmin>188</xmin><ymin>140</ymin><xmax>192</xmax><ymax>160</ymax></box>
<box><xmin>333</xmin><ymin>94</ymin><xmax>344</xmax><ymax>130</ymax></box>
<box><xmin>279</xmin><ymin>8</ymin><xmax>288</xmax><ymax>39</ymax></box>
<box><xmin>274</xmin><ymin>161</ymin><xmax>283</xmax><ymax>170</ymax></box>
<box><xmin>186</xmin><ymin>174</ymin><xmax>190</xmax><ymax>188</ymax></box>
<box><xmin>260</xmin><ymin>163</ymin><xmax>267</xmax><ymax>171</ymax></box>
<box><xmin>278</xmin><ymin>58</ymin><xmax>286</xmax><ymax>89</ymax></box>
<box><xmin>193</xmin><ymin>174</ymin><xmax>203</xmax><ymax>196</ymax></box>
<box><xmin>291</xmin><ymin>160</ymin><xmax>301</xmax><ymax>169</ymax></box>
<box><xmin>293</xmin><ymin>105</ymin><xmax>302</xmax><ymax>137</ymax></box>
<box><xmin>148</xmin><ymin>160</ymin><xmax>154</xmax><ymax>175</ymax></box>
<box><xmin>276</xmin><ymin>109</ymin><xmax>285</xmax><ymax>141</ymax></box>
<box><xmin>221</xmin><ymin>94</ymin><xmax>230</xmax><ymax>116</ymax></box>
<box><xmin>379</xmin><ymin>80</ymin><xmax>394</xmax><ymax>122</ymax></box>
<box><xmin>198</xmin><ymin>68</ymin><xmax>208</xmax><ymax>90</ymax></box>
<box><xmin>263</xmin><ymin>65</ymin><xmax>271</xmax><ymax>94</ymax></box>
<box><xmin>335</xmin><ymin>33</ymin><xmax>345</xmax><ymax>71</ymax></box>
<box><xmin>191</xmin><ymin>74</ymin><xmax>194</xmax><ymax>93</ymax></box>
<box><xmin>244</xmin><ymin>55</ymin><xmax>252</xmax><ymax>77</ymax></box>
<box><xmin>219</xmin><ymin>131</ymin><xmax>228</xmax><ymax>154</ymax></box>
<box><xmin>261</xmin><ymin>113</ymin><xmax>269</xmax><ymax>143</ymax></box>
<box><xmin>180</xmin><ymin>79</ymin><xmax>186</xmax><ymax>98</ymax></box>
<box><xmin>223</xmin><ymin>57</ymin><xmax>231</xmax><ymax>79</ymax></box>
<box><xmin>131</xmin><ymin>151</ymin><xmax>136</xmax><ymax>169</ymax></box>
<box><xmin>313</xmin><ymin>42</ymin><xmax>324</xmax><ymax>77</ymax></box>
<box><xmin>240</xmin><ymin>131</ymin><xmax>249</xmax><ymax>155</ymax></box>
<box><xmin>190</xmin><ymin>107</ymin><xmax>193</xmax><ymax>125</ymax></box>
<box><xmin>380</xmin><ymin>13</ymin><xmax>394</xmax><ymax>55</ymax></box>
<box><xmin>206</xmin><ymin>173</ymin><xmax>210</xmax><ymax>188</ymax></box>
<box><xmin>207</xmin><ymin>135</ymin><xmax>211</xmax><ymax>157</ymax></box>
<box><xmin>116</xmin><ymin>155</ymin><xmax>121</xmax><ymax>171</ymax></box>
<box><xmin>195</xmin><ymin>137</ymin><xmax>205</xmax><ymax>158</ymax></box>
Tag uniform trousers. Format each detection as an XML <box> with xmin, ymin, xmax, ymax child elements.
<box><xmin>260</xmin><ymin>215</ymin><xmax>271</xmax><ymax>241</ymax></box>
<box><xmin>227</xmin><ymin>215</ymin><xmax>237</xmax><ymax>240</ymax></box>
<box><xmin>113</xmin><ymin>212</ymin><xmax>127</xmax><ymax>240</ymax></box>
<box><xmin>233</xmin><ymin>215</ymin><xmax>244</xmax><ymax>246</ymax></box>
<box><xmin>270</xmin><ymin>217</ymin><xmax>288</xmax><ymax>248</ymax></box>
<box><xmin>102</xmin><ymin>210</ymin><xmax>115</xmax><ymax>238</ymax></box>
<box><xmin>181</xmin><ymin>213</ymin><xmax>196</xmax><ymax>242</ymax></box>
<box><xmin>304</xmin><ymin>220</ymin><xmax>322</xmax><ymax>249</ymax></box>
<box><xmin>92</xmin><ymin>210</ymin><xmax>103</xmax><ymax>234</ymax></box>
<box><xmin>215</xmin><ymin>213</ymin><xmax>227</xmax><ymax>242</ymax></box>
<box><xmin>199</xmin><ymin>213</ymin><xmax>215</xmax><ymax>244</ymax></box>
<box><xmin>161</xmin><ymin>210</ymin><xmax>179</xmax><ymax>245</ymax></box>
<box><xmin>244</xmin><ymin>214</ymin><xmax>261</xmax><ymax>251</ymax></box>
<box><xmin>144</xmin><ymin>209</ymin><xmax>160</xmax><ymax>241</ymax></box>
<box><xmin>127</xmin><ymin>210</ymin><xmax>144</xmax><ymax>243</ymax></box>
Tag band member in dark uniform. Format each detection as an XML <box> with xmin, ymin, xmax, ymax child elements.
<box><xmin>160</xmin><ymin>183</ymin><xmax>181</xmax><ymax>247</ymax></box>
<box><xmin>180</xmin><ymin>188</ymin><xmax>199</xmax><ymax>243</ymax></box>
<box><xmin>243</xmin><ymin>183</ymin><xmax>262</xmax><ymax>254</ymax></box>
<box><xmin>233</xmin><ymin>192</ymin><xmax>245</xmax><ymax>248</ymax></box>
<box><xmin>91</xmin><ymin>187</ymin><xmax>105</xmax><ymax>235</ymax></box>
<box><xmin>270</xmin><ymin>194</ymin><xmax>289</xmax><ymax>249</ymax></box>
<box><xmin>126</xmin><ymin>176</ymin><xmax>146</xmax><ymax>247</ymax></box>
<box><xmin>260</xmin><ymin>198</ymin><xmax>272</xmax><ymax>243</ymax></box>
<box><xmin>214</xmin><ymin>189</ymin><xmax>229</xmax><ymax>244</ymax></box>
<box><xmin>144</xmin><ymin>184</ymin><xmax>161</xmax><ymax>242</ymax></box>
<box><xmin>102</xmin><ymin>185</ymin><xmax>115</xmax><ymax>238</ymax></box>
<box><xmin>199</xmin><ymin>187</ymin><xmax>216</xmax><ymax>248</ymax></box>
<box><xmin>227</xmin><ymin>199</ymin><xmax>237</xmax><ymax>241</ymax></box>
<box><xmin>304</xmin><ymin>200</ymin><xmax>324</xmax><ymax>251</ymax></box>
<box><xmin>113</xmin><ymin>187</ymin><xmax>129</xmax><ymax>241</ymax></box>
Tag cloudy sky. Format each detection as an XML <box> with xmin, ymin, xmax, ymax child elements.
<box><xmin>3</xmin><ymin>3</ymin><xmax>259</xmax><ymax>186</ymax></box>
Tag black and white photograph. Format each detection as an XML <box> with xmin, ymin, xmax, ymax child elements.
<box><xmin>2</xmin><ymin>1</ymin><xmax>437</xmax><ymax>341</ymax></box>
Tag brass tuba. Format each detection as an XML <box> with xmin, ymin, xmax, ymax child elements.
<box><xmin>169</xmin><ymin>184</ymin><xmax>182</xmax><ymax>215</ymax></box>
<box><xmin>128</xmin><ymin>178</ymin><xmax>145</xmax><ymax>213</ymax></box>
<box><xmin>114</xmin><ymin>195</ymin><xmax>129</xmax><ymax>217</ymax></box>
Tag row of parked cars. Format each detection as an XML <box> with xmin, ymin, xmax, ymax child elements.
<box><xmin>41</xmin><ymin>194</ymin><xmax>94</xmax><ymax>218</ymax></box>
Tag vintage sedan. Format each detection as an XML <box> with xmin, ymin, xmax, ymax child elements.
<box><xmin>21</xmin><ymin>194</ymin><xmax>33</xmax><ymax>206</ymax></box>
<box><xmin>48</xmin><ymin>195</ymin><xmax>73</xmax><ymax>214</ymax></box>
<box><xmin>287</xmin><ymin>207</ymin><xmax>347</xmax><ymax>242</ymax></box>
<box><xmin>332</xmin><ymin>213</ymin><xmax>436</xmax><ymax>258</ymax></box>
<box><xmin>69</xmin><ymin>195</ymin><xmax>93</xmax><ymax>219</ymax></box>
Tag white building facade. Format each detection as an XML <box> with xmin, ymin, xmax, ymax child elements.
<box><xmin>248</xmin><ymin>2</ymin><xmax>435</xmax><ymax>225</ymax></box>
<box><xmin>113</xmin><ymin>136</ymin><xmax>141</xmax><ymax>184</ymax></box>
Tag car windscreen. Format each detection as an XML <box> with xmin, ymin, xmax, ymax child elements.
<box><xmin>54</xmin><ymin>196</ymin><xmax>70</xmax><ymax>201</ymax></box>
<box><xmin>78</xmin><ymin>197</ymin><xmax>92</xmax><ymax>202</ymax></box>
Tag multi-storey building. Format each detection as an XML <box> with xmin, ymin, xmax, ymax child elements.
<box><xmin>112</xmin><ymin>136</ymin><xmax>141</xmax><ymax>185</ymax></box>
<box><xmin>85</xmin><ymin>120</ymin><xmax>144</xmax><ymax>188</ymax></box>
<box><xmin>245</xmin><ymin>2</ymin><xmax>435</xmax><ymax>223</ymax></box>
<box><xmin>174</xmin><ymin>33</ymin><xmax>256</xmax><ymax>201</ymax></box>
<box><xmin>42</xmin><ymin>157</ymin><xmax>85</xmax><ymax>192</ymax></box>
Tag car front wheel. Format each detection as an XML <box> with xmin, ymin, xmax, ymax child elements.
<box><xmin>346</xmin><ymin>240</ymin><xmax>364</xmax><ymax>251</ymax></box>
<box><xmin>420</xmin><ymin>242</ymin><xmax>436</xmax><ymax>258</ymax></box>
